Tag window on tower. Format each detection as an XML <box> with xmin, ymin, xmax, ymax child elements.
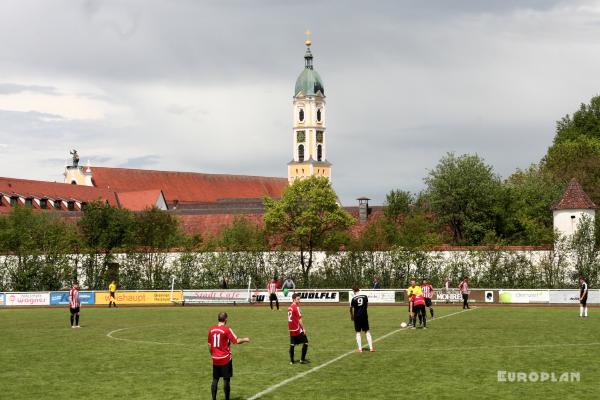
<box><xmin>317</xmin><ymin>144</ymin><xmax>323</xmax><ymax>161</ymax></box>
<box><xmin>299</xmin><ymin>109</ymin><xmax>304</xmax><ymax>122</ymax></box>
<box><xmin>298</xmin><ymin>144</ymin><xmax>305</xmax><ymax>162</ymax></box>
<box><xmin>317</xmin><ymin>108</ymin><xmax>322</xmax><ymax>122</ymax></box>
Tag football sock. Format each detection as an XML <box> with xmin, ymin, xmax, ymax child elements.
<box><xmin>75</xmin><ymin>315</ymin><xmax>79</xmax><ymax>326</ymax></box>
<box><xmin>423</xmin><ymin>315</ymin><xmax>427</xmax><ymax>327</ymax></box>
<box><xmin>211</xmin><ymin>378</ymin><xmax>219</xmax><ymax>400</ymax></box>
<box><xmin>366</xmin><ymin>331</ymin><xmax>373</xmax><ymax>350</ymax></box>
<box><xmin>289</xmin><ymin>345</ymin><xmax>295</xmax><ymax>362</ymax></box>
<box><xmin>223</xmin><ymin>378</ymin><xmax>231</xmax><ymax>400</ymax></box>
<box><xmin>356</xmin><ymin>332</ymin><xmax>362</xmax><ymax>349</ymax></box>
<box><xmin>70</xmin><ymin>315</ymin><xmax>74</xmax><ymax>326</ymax></box>
<box><xmin>584</xmin><ymin>306</ymin><xmax>588</xmax><ymax>317</ymax></box>
<box><xmin>301</xmin><ymin>344</ymin><xmax>308</xmax><ymax>361</ymax></box>
<box><xmin>270</xmin><ymin>300</ymin><xmax>273</xmax><ymax>310</ymax></box>
<box><xmin>276</xmin><ymin>299</ymin><xmax>279</xmax><ymax>310</ymax></box>
<box><xmin>430</xmin><ymin>308</ymin><xmax>434</xmax><ymax>318</ymax></box>
<box><xmin>418</xmin><ymin>314</ymin><xmax>422</xmax><ymax>324</ymax></box>
<box><xmin>580</xmin><ymin>305</ymin><xmax>583</xmax><ymax>317</ymax></box>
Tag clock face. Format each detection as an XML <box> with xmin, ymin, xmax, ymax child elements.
<box><xmin>316</xmin><ymin>131</ymin><xmax>323</xmax><ymax>143</ymax></box>
<box><xmin>296</xmin><ymin>130</ymin><xmax>306</xmax><ymax>143</ymax></box>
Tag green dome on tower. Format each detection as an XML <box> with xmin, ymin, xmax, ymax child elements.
<box><xmin>294</xmin><ymin>42</ymin><xmax>324</xmax><ymax>97</ymax></box>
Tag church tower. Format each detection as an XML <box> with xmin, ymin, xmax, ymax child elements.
<box><xmin>288</xmin><ymin>32</ymin><xmax>331</xmax><ymax>183</ymax></box>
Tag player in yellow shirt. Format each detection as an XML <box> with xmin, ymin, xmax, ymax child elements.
<box><xmin>108</xmin><ymin>281</ymin><xmax>117</xmax><ymax>308</ymax></box>
<box><xmin>406</xmin><ymin>279</ymin><xmax>422</xmax><ymax>327</ymax></box>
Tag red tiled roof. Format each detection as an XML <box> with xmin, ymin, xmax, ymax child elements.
<box><xmin>0</xmin><ymin>177</ymin><xmax>119</xmax><ymax>206</ymax></box>
<box><xmin>89</xmin><ymin>167</ymin><xmax>288</xmax><ymax>204</ymax></box>
<box><xmin>552</xmin><ymin>178</ymin><xmax>597</xmax><ymax>210</ymax></box>
<box><xmin>177</xmin><ymin>213</ymin><xmax>264</xmax><ymax>236</ymax></box>
<box><xmin>116</xmin><ymin>190</ymin><xmax>164</xmax><ymax>211</ymax></box>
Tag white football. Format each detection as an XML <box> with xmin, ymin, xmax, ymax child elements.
<box><xmin>400</xmin><ymin>322</ymin><xmax>407</xmax><ymax>328</ymax></box>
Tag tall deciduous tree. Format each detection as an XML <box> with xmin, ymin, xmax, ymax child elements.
<box><xmin>384</xmin><ymin>190</ymin><xmax>413</xmax><ymax>223</ymax></box>
<box><xmin>425</xmin><ymin>153</ymin><xmax>501</xmax><ymax>244</ymax></box>
<box><xmin>264</xmin><ymin>176</ymin><xmax>354</xmax><ymax>286</ymax></box>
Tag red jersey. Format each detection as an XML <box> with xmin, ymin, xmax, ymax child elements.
<box><xmin>267</xmin><ymin>281</ymin><xmax>278</xmax><ymax>294</ymax></box>
<box><xmin>208</xmin><ymin>324</ymin><xmax>238</xmax><ymax>366</ymax></box>
<box><xmin>69</xmin><ymin>288</ymin><xmax>80</xmax><ymax>308</ymax></box>
<box><xmin>413</xmin><ymin>294</ymin><xmax>425</xmax><ymax>306</ymax></box>
<box><xmin>287</xmin><ymin>303</ymin><xmax>302</xmax><ymax>336</ymax></box>
<box><xmin>421</xmin><ymin>284</ymin><xmax>433</xmax><ymax>299</ymax></box>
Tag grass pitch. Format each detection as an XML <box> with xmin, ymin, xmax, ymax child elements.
<box><xmin>1</xmin><ymin>304</ymin><xmax>599</xmax><ymax>399</ymax></box>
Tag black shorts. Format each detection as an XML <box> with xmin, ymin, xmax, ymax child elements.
<box><xmin>69</xmin><ymin>307</ymin><xmax>80</xmax><ymax>314</ymax></box>
<box><xmin>413</xmin><ymin>304</ymin><xmax>425</xmax><ymax>315</ymax></box>
<box><xmin>581</xmin><ymin>296</ymin><xmax>588</xmax><ymax>306</ymax></box>
<box><xmin>109</xmin><ymin>291</ymin><xmax>115</xmax><ymax>298</ymax></box>
<box><xmin>354</xmin><ymin>317</ymin><xmax>370</xmax><ymax>332</ymax></box>
<box><xmin>269</xmin><ymin>293</ymin><xmax>277</xmax><ymax>301</ymax></box>
<box><xmin>290</xmin><ymin>333</ymin><xmax>308</xmax><ymax>346</ymax></box>
<box><xmin>213</xmin><ymin>361</ymin><xmax>233</xmax><ymax>379</ymax></box>
<box><xmin>425</xmin><ymin>298</ymin><xmax>432</xmax><ymax>307</ymax></box>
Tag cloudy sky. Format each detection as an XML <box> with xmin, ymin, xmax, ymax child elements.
<box><xmin>1</xmin><ymin>0</ymin><xmax>600</xmax><ymax>205</ymax></box>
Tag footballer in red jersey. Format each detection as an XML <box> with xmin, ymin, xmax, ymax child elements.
<box><xmin>421</xmin><ymin>278</ymin><xmax>434</xmax><ymax>319</ymax></box>
<box><xmin>412</xmin><ymin>294</ymin><xmax>427</xmax><ymax>328</ymax></box>
<box><xmin>69</xmin><ymin>281</ymin><xmax>81</xmax><ymax>328</ymax></box>
<box><xmin>208</xmin><ymin>312</ymin><xmax>250</xmax><ymax>400</ymax></box>
<box><xmin>288</xmin><ymin>293</ymin><xmax>309</xmax><ymax>364</ymax></box>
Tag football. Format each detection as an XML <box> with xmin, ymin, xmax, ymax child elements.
<box><xmin>400</xmin><ymin>322</ymin><xmax>407</xmax><ymax>328</ymax></box>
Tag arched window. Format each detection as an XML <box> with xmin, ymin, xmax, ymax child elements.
<box><xmin>71</xmin><ymin>181</ymin><xmax>77</xmax><ymax>185</ymax></box>
<box><xmin>298</xmin><ymin>144</ymin><xmax>305</xmax><ymax>162</ymax></box>
<box><xmin>317</xmin><ymin>108</ymin><xmax>322</xmax><ymax>122</ymax></box>
<box><xmin>299</xmin><ymin>109</ymin><xmax>304</xmax><ymax>122</ymax></box>
<box><xmin>317</xmin><ymin>144</ymin><xmax>322</xmax><ymax>161</ymax></box>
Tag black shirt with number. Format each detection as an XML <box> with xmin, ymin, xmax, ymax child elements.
<box><xmin>351</xmin><ymin>294</ymin><xmax>369</xmax><ymax>319</ymax></box>
<box><xmin>581</xmin><ymin>281</ymin><xmax>588</xmax><ymax>297</ymax></box>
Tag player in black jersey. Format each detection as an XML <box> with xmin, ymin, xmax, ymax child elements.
<box><xmin>580</xmin><ymin>276</ymin><xmax>589</xmax><ymax>318</ymax></box>
<box><xmin>350</xmin><ymin>286</ymin><xmax>375</xmax><ymax>352</ymax></box>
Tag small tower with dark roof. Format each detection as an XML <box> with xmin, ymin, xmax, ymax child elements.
<box><xmin>552</xmin><ymin>178</ymin><xmax>596</xmax><ymax>237</ymax></box>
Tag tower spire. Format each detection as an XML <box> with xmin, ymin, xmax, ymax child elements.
<box><xmin>304</xmin><ymin>30</ymin><xmax>313</xmax><ymax>69</ymax></box>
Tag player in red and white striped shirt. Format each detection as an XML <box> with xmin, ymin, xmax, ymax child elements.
<box><xmin>69</xmin><ymin>281</ymin><xmax>81</xmax><ymax>328</ymax></box>
<box><xmin>459</xmin><ymin>276</ymin><xmax>470</xmax><ymax>309</ymax></box>
<box><xmin>208</xmin><ymin>312</ymin><xmax>250</xmax><ymax>400</ymax></box>
<box><xmin>267</xmin><ymin>277</ymin><xmax>280</xmax><ymax>310</ymax></box>
<box><xmin>421</xmin><ymin>278</ymin><xmax>435</xmax><ymax>319</ymax></box>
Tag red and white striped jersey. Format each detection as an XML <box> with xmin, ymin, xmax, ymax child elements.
<box><xmin>267</xmin><ymin>281</ymin><xmax>278</xmax><ymax>294</ymax></box>
<box><xmin>421</xmin><ymin>284</ymin><xmax>433</xmax><ymax>299</ymax></box>
<box><xmin>208</xmin><ymin>325</ymin><xmax>238</xmax><ymax>366</ymax></box>
<box><xmin>69</xmin><ymin>288</ymin><xmax>80</xmax><ymax>308</ymax></box>
<box><xmin>459</xmin><ymin>280</ymin><xmax>469</xmax><ymax>294</ymax></box>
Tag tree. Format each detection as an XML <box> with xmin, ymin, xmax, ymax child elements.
<box><xmin>78</xmin><ymin>201</ymin><xmax>134</xmax><ymax>289</ymax></box>
<box><xmin>219</xmin><ymin>216</ymin><xmax>267</xmax><ymax>251</ymax></box>
<box><xmin>424</xmin><ymin>153</ymin><xmax>501</xmax><ymax>244</ymax></box>
<box><xmin>264</xmin><ymin>176</ymin><xmax>354</xmax><ymax>286</ymax></box>
<box><xmin>384</xmin><ymin>190</ymin><xmax>413</xmax><ymax>222</ymax></box>
<box><xmin>569</xmin><ymin>214</ymin><xmax>600</xmax><ymax>286</ymax></box>
<box><xmin>553</xmin><ymin>95</ymin><xmax>600</xmax><ymax>145</ymax></box>
<box><xmin>500</xmin><ymin>164</ymin><xmax>562</xmax><ymax>244</ymax></box>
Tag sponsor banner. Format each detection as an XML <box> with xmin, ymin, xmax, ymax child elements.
<box><xmin>96</xmin><ymin>291</ymin><xmax>182</xmax><ymax>305</ymax></box>
<box><xmin>251</xmin><ymin>290</ymin><xmax>339</xmax><ymax>303</ymax></box>
<box><xmin>432</xmin><ymin>289</ymin><xmax>463</xmax><ymax>303</ymax></box>
<box><xmin>184</xmin><ymin>290</ymin><xmax>248</xmax><ymax>303</ymax></box>
<box><xmin>484</xmin><ymin>291</ymin><xmax>495</xmax><ymax>303</ymax></box>
<box><xmin>499</xmin><ymin>290</ymin><xmax>549</xmax><ymax>304</ymax></box>
<box><xmin>549</xmin><ymin>290</ymin><xmax>600</xmax><ymax>304</ymax></box>
<box><xmin>49</xmin><ymin>291</ymin><xmax>95</xmax><ymax>305</ymax></box>
<box><xmin>5</xmin><ymin>292</ymin><xmax>50</xmax><ymax>306</ymax></box>
<box><xmin>0</xmin><ymin>293</ymin><xmax>4</xmax><ymax>306</ymax></box>
<box><xmin>348</xmin><ymin>290</ymin><xmax>395</xmax><ymax>304</ymax></box>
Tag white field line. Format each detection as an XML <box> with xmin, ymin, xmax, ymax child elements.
<box><xmin>246</xmin><ymin>307</ymin><xmax>477</xmax><ymax>400</ymax></box>
<box><xmin>106</xmin><ymin>326</ymin><xmax>190</xmax><ymax>347</ymax></box>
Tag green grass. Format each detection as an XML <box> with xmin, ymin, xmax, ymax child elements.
<box><xmin>1</xmin><ymin>305</ymin><xmax>599</xmax><ymax>399</ymax></box>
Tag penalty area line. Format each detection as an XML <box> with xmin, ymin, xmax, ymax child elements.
<box><xmin>246</xmin><ymin>307</ymin><xmax>477</xmax><ymax>400</ymax></box>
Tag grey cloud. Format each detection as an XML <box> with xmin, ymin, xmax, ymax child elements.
<box><xmin>118</xmin><ymin>155</ymin><xmax>161</xmax><ymax>169</ymax></box>
<box><xmin>0</xmin><ymin>83</ymin><xmax>61</xmax><ymax>96</ymax></box>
